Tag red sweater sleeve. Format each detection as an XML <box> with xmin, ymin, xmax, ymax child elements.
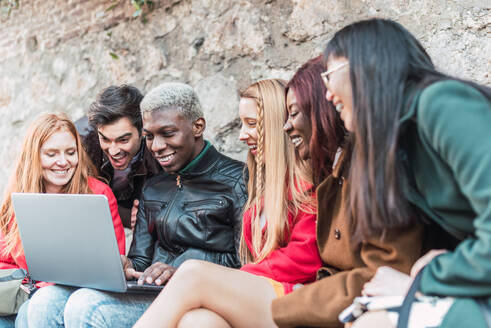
<box><xmin>0</xmin><ymin>233</ymin><xmax>19</xmax><ymax>270</ymax></box>
<box><xmin>241</xmin><ymin>208</ymin><xmax>321</xmax><ymax>287</ymax></box>
<box><xmin>0</xmin><ymin>218</ymin><xmax>29</xmax><ymax>271</ymax></box>
<box><xmin>88</xmin><ymin>177</ymin><xmax>125</xmax><ymax>255</ymax></box>
<box><xmin>1</xmin><ymin>231</ymin><xmax>56</xmax><ymax>288</ymax></box>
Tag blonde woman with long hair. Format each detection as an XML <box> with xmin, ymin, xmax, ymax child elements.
<box><xmin>133</xmin><ymin>79</ymin><xmax>322</xmax><ymax>328</ymax></box>
<box><xmin>0</xmin><ymin>113</ymin><xmax>125</xmax><ymax>325</ymax></box>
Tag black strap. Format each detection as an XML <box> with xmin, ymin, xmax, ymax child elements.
<box><xmin>0</xmin><ymin>268</ymin><xmax>27</xmax><ymax>282</ymax></box>
<box><xmin>397</xmin><ymin>269</ymin><xmax>425</xmax><ymax>328</ymax></box>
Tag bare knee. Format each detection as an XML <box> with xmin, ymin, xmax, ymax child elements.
<box><xmin>172</xmin><ymin>259</ymin><xmax>215</xmax><ymax>288</ymax></box>
<box><xmin>175</xmin><ymin>259</ymin><xmax>207</xmax><ymax>275</ymax></box>
<box><xmin>177</xmin><ymin>310</ymin><xmax>205</xmax><ymax>328</ymax></box>
<box><xmin>178</xmin><ymin>309</ymin><xmax>230</xmax><ymax>328</ymax></box>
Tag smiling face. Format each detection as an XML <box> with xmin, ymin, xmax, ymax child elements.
<box><xmin>97</xmin><ymin>116</ymin><xmax>142</xmax><ymax>170</ymax></box>
<box><xmin>283</xmin><ymin>88</ymin><xmax>312</xmax><ymax>161</ymax></box>
<box><xmin>40</xmin><ymin>129</ymin><xmax>79</xmax><ymax>193</ymax></box>
<box><xmin>324</xmin><ymin>56</ymin><xmax>354</xmax><ymax>131</ymax></box>
<box><xmin>143</xmin><ymin>109</ymin><xmax>205</xmax><ymax>173</ymax></box>
<box><xmin>238</xmin><ymin>97</ymin><xmax>259</xmax><ymax>156</ymax></box>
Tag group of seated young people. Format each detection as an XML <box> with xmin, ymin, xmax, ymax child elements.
<box><xmin>0</xmin><ymin>18</ymin><xmax>490</xmax><ymax>328</ymax></box>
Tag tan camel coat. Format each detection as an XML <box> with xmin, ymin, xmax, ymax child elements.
<box><xmin>271</xmin><ymin>153</ymin><xmax>424</xmax><ymax>327</ymax></box>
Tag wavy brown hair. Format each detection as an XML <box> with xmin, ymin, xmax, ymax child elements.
<box><xmin>0</xmin><ymin>113</ymin><xmax>96</xmax><ymax>257</ymax></box>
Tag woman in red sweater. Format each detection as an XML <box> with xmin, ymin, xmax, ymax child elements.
<box><xmin>0</xmin><ymin>113</ymin><xmax>125</xmax><ymax>326</ymax></box>
<box><xmin>133</xmin><ymin>79</ymin><xmax>321</xmax><ymax>328</ymax></box>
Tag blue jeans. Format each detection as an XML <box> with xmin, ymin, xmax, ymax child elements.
<box><xmin>0</xmin><ymin>296</ymin><xmax>29</xmax><ymax>328</ymax></box>
<box><xmin>0</xmin><ymin>315</ymin><xmax>15</xmax><ymax>328</ymax></box>
<box><xmin>16</xmin><ymin>285</ymin><xmax>156</xmax><ymax>328</ymax></box>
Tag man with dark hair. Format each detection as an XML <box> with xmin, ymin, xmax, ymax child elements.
<box><xmin>75</xmin><ymin>85</ymin><xmax>161</xmax><ymax>230</ymax></box>
<box><xmin>23</xmin><ymin>82</ymin><xmax>247</xmax><ymax>328</ymax></box>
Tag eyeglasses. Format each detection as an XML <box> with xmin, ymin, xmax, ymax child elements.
<box><xmin>320</xmin><ymin>62</ymin><xmax>349</xmax><ymax>87</ymax></box>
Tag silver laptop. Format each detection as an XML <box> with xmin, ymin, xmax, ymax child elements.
<box><xmin>12</xmin><ymin>193</ymin><xmax>163</xmax><ymax>293</ymax></box>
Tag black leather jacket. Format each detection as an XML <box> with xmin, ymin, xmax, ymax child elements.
<box><xmin>75</xmin><ymin>116</ymin><xmax>162</xmax><ymax>228</ymax></box>
<box><xmin>128</xmin><ymin>144</ymin><xmax>247</xmax><ymax>270</ymax></box>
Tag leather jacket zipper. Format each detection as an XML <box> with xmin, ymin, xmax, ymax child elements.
<box><xmin>182</xmin><ymin>199</ymin><xmax>225</xmax><ymax>209</ymax></box>
<box><xmin>160</xmin><ymin>175</ymin><xmax>183</xmax><ymax>252</ymax></box>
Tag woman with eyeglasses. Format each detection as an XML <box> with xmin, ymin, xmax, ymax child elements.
<box><xmin>271</xmin><ymin>56</ymin><xmax>424</xmax><ymax>328</ymax></box>
<box><xmin>322</xmin><ymin>18</ymin><xmax>491</xmax><ymax>327</ymax></box>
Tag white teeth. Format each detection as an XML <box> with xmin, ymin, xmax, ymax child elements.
<box><xmin>291</xmin><ymin>137</ymin><xmax>302</xmax><ymax>147</ymax></box>
<box><xmin>111</xmin><ymin>154</ymin><xmax>124</xmax><ymax>160</ymax></box>
<box><xmin>158</xmin><ymin>153</ymin><xmax>174</xmax><ymax>163</ymax></box>
<box><xmin>248</xmin><ymin>144</ymin><xmax>257</xmax><ymax>150</ymax></box>
<box><xmin>52</xmin><ymin>169</ymin><xmax>68</xmax><ymax>174</ymax></box>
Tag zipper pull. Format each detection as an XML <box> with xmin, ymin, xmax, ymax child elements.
<box><xmin>176</xmin><ymin>175</ymin><xmax>182</xmax><ymax>188</ymax></box>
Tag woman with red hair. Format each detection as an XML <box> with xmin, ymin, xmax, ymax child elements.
<box><xmin>0</xmin><ymin>113</ymin><xmax>125</xmax><ymax>327</ymax></box>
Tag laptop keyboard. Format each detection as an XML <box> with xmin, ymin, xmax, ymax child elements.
<box><xmin>126</xmin><ymin>280</ymin><xmax>165</xmax><ymax>294</ymax></box>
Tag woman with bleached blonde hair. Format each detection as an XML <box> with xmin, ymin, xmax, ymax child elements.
<box><xmin>133</xmin><ymin>79</ymin><xmax>322</xmax><ymax>328</ymax></box>
<box><xmin>0</xmin><ymin>113</ymin><xmax>125</xmax><ymax>326</ymax></box>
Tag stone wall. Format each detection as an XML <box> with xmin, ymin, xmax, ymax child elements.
<box><xmin>0</xmin><ymin>0</ymin><xmax>489</xmax><ymax>193</ymax></box>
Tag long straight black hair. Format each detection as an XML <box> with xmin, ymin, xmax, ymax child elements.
<box><xmin>324</xmin><ymin>18</ymin><xmax>491</xmax><ymax>242</ymax></box>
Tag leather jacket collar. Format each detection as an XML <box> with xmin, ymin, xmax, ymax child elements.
<box><xmin>175</xmin><ymin>142</ymin><xmax>222</xmax><ymax>179</ymax></box>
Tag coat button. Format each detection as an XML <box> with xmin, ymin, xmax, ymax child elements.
<box><xmin>334</xmin><ymin>228</ymin><xmax>341</xmax><ymax>239</ymax></box>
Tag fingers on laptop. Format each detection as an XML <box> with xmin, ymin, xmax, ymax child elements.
<box><xmin>155</xmin><ymin>266</ymin><xmax>176</xmax><ymax>285</ymax></box>
<box><xmin>138</xmin><ymin>262</ymin><xmax>176</xmax><ymax>286</ymax></box>
<box><xmin>121</xmin><ymin>255</ymin><xmax>139</xmax><ymax>280</ymax></box>
<box><xmin>125</xmin><ymin>268</ymin><xmax>140</xmax><ymax>280</ymax></box>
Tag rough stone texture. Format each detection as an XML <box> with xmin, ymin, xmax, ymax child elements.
<box><xmin>0</xmin><ymin>0</ymin><xmax>490</xmax><ymax>193</ymax></box>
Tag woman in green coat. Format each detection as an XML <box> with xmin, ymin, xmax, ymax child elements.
<box><xmin>322</xmin><ymin>18</ymin><xmax>491</xmax><ymax>327</ymax></box>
